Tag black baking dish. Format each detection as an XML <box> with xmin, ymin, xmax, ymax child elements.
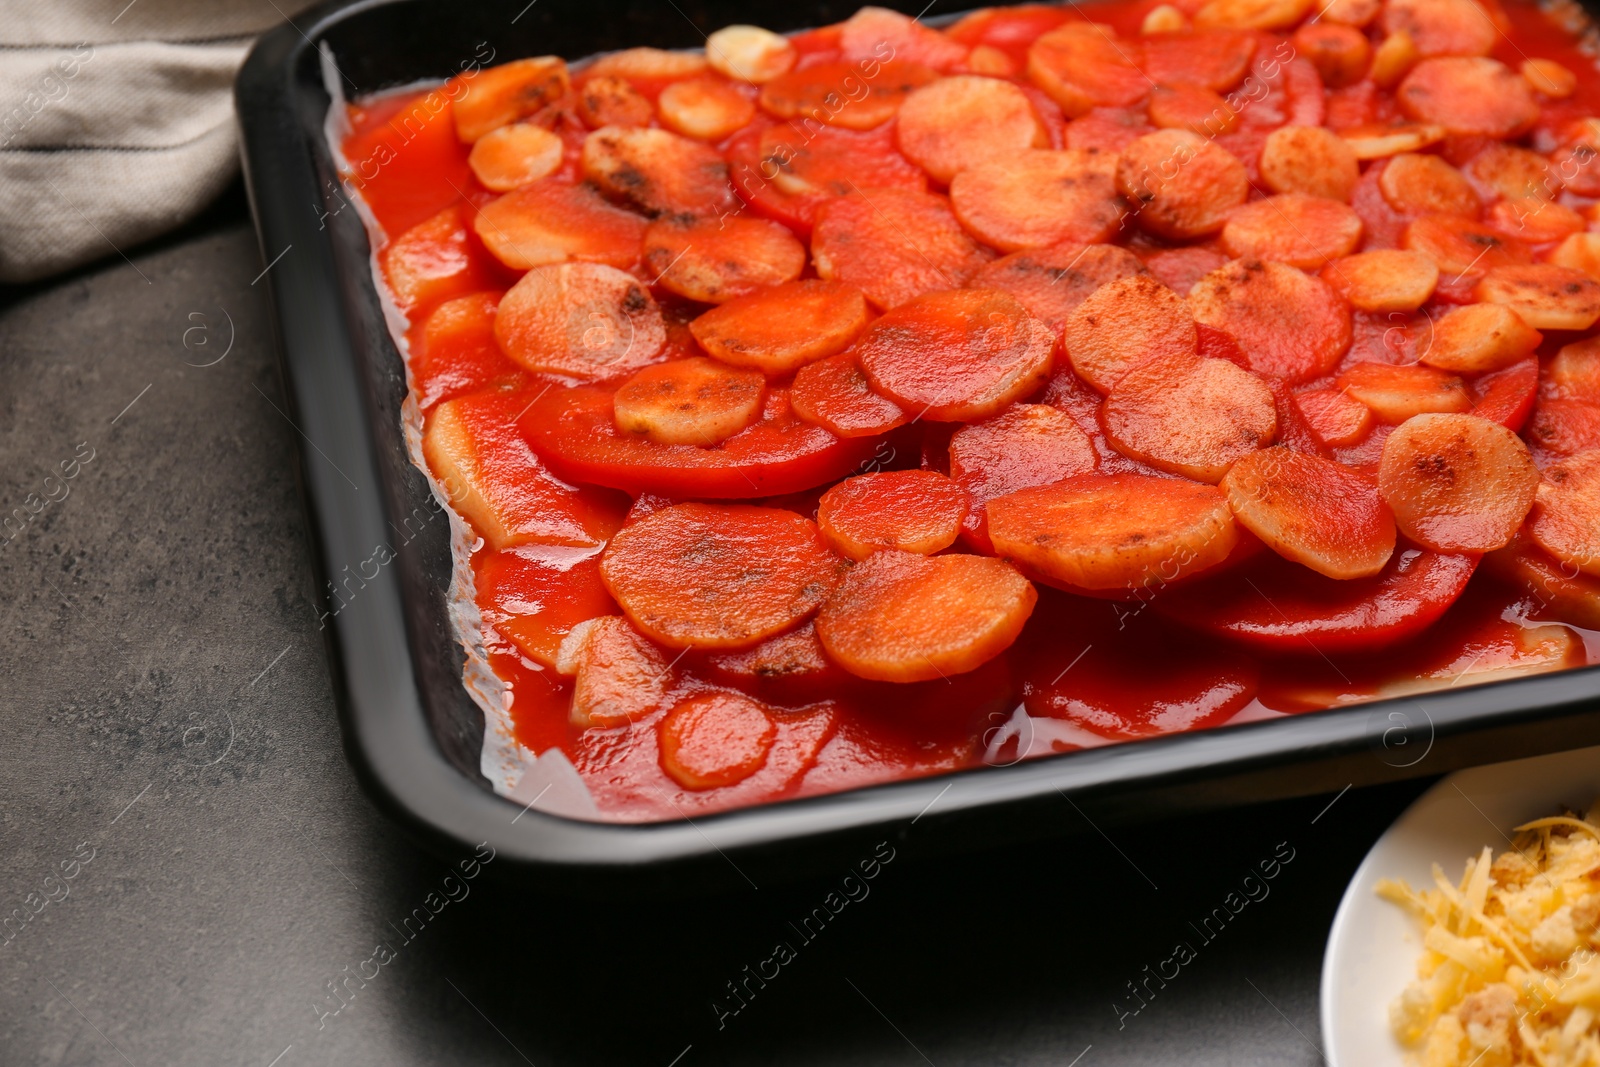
<box><xmin>236</xmin><ymin>0</ymin><xmax>1600</xmax><ymax>888</ymax></box>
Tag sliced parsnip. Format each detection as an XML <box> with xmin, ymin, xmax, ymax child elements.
<box><xmin>1026</xmin><ymin>23</ymin><xmax>1148</xmax><ymax>117</ymax></box>
<box><xmin>1418</xmin><ymin>303</ymin><xmax>1541</xmax><ymax>373</ymax></box>
<box><xmin>581</xmin><ymin>125</ymin><xmax>734</xmax><ymax>216</ymax></box>
<box><xmin>658</xmin><ymin>78</ymin><xmax>757</xmax><ymax>141</ymax></box>
<box><xmin>643</xmin><ymin>215</ymin><xmax>805</xmax><ymax>304</ymax></box>
<box><xmin>1064</xmin><ymin>273</ymin><xmax>1197</xmax><ymax>393</ymax></box>
<box><xmin>1402</xmin><ymin>215</ymin><xmax>1530</xmax><ymax>276</ymax></box>
<box><xmin>1381</xmin><ymin>0</ymin><xmax>1496</xmax><ymax>57</ymax></box>
<box><xmin>612</xmin><ymin>358</ymin><xmax>766</xmax><ymax>446</ymax></box>
<box><xmin>1474</xmin><ymin>264</ymin><xmax>1600</xmax><ymax>331</ymax></box>
<box><xmin>1337</xmin><ymin>361</ymin><xmax>1472</xmax><ymax>423</ymax></box>
<box><xmin>494</xmin><ymin>262</ymin><xmax>665</xmax><ymax>380</ymax></box>
<box><xmin>1522</xmin><ymin>57</ymin><xmax>1576</xmax><ymax>98</ymax></box>
<box><xmin>1529</xmin><ymin>452</ymin><xmax>1600</xmax><ymax>577</ymax></box>
<box><xmin>1548</xmin><ymin>336</ymin><xmax>1600</xmax><ymax>403</ymax></box>
<box><xmin>586</xmin><ymin>47</ymin><xmax>708</xmax><ymax>80</ymax></box>
<box><xmin>1378</xmin><ymin>413</ymin><xmax>1538</xmax><ymax>553</ymax></box>
<box><xmin>1464</xmin><ymin>143</ymin><xmax>1557</xmax><ymax>201</ymax></box>
<box><xmin>689</xmin><ymin>280</ymin><xmax>869</xmax><ymax>375</ymax></box>
<box><xmin>1222</xmin><ymin>447</ymin><xmax>1396</xmax><ymax>579</ymax></box>
<box><xmin>1485</xmin><ymin>197</ymin><xmax>1584</xmax><ymax>244</ymax></box>
<box><xmin>1321</xmin><ymin>249</ymin><xmax>1438</xmax><ymax>311</ymax></box>
<box><xmin>1378</xmin><ymin>153</ymin><xmax>1480</xmax><ymax>218</ymax></box>
<box><xmin>468</xmin><ymin>123</ymin><xmax>564</xmax><ymax>192</ymax></box>
<box><xmin>1291</xmin><ymin>23</ymin><xmax>1371</xmax><ymax>88</ymax></box>
<box><xmin>1260</xmin><ymin>125</ymin><xmax>1360</xmax><ymax>201</ymax></box>
<box><xmin>568</xmin><ymin>616</ymin><xmax>676</xmax><ymax>728</ymax></box>
<box><xmin>1369</xmin><ymin>30</ymin><xmax>1420</xmax><ymax>89</ymax></box>
<box><xmin>1340</xmin><ymin>121</ymin><xmax>1445</xmax><ymax>159</ymax></box>
<box><xmin>974</xmin><ymin>243</ymin><xmax>1149</xmax><ymax>333</ymax></box>
<box><xmin>950</xmin><ymin>148</ymin><xmax>1124</xmax><ymax>252</ymax></box>
<box><xmin>1187</xmin><ymin>259</ymin><xmax>1353</xmax><ymax>383</ymax></box>
<box><xmin>706</xmin><ymin>24</ymin><xmax>796</xmax><ymax>84</ymax></box>
<box><xmin>1549</xmin><ymin>232</ymin><xmax>1600</xmax><ymax>283</ymax></box>
<box><xmin>1398</xmin><ymin>57</ymin><xmax>1540</xmax><ymax>138</ymax></box>
<box><xmin>473</xmin><ymin>180</ymin><xmax>647</xmax><ymax>270</ymax></box>
<box><xmin>1221</xmin><ymin>194</ymin><xmax>1364</xmax><ymax>270</ymax></box>
<box><xmin>575</xmin><ymin>76</ymin><xmax>654</xmax><ymax>129</ymax></box>
<box><xmin>453</xmin><ymin>56</ymin><xmax>570</xmax><ymax>142</ymax></box>
<box><xmin>987</xmin><ymin>475</ymin><xmax>1239</xmax><ymax>591</ymax></box>
<box><xmin>1117</xmin><ymin>129</ymin><xmax>1250</xmax><ymax>240</ymax></box>
<box><xmin>1142</xmin><ymin>4</ymin><xmax>1189</xmax><ymax>32</ymax></box>
<box><xmin>896</xmin><ymin>75</ymin><xmax>1047</xmax><ymax>184</ymax></box>
<box><xmin>1103</xmin><ymin>352</ymin><xmax>1278</xmax><ymax>482</ymax></box>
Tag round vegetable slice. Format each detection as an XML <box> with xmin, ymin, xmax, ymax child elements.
<box><xmin>657</xmin><ymin>78</ymin><xmax>757</xmax><ymax>141</ymax></box>
<box><xmin>706</xmin><ymin>25</ymin><xmax>796</xmax><ymax>84</ymax></box>
<box><xmin>1529</xmin><ymin>451</ymin><xmax>1600</xmax><ymax>577</ymax></box>
<box><xmin>1549</xmin><ymin>337</ymin><xmax>1600</xmax><ymax>403</ymax></box>
<box><xmin>494</xmin><ymin>262</ymin><xmax>664</xmax><ymax>381</ymax></box>
<box><xmin>585</xmin><ymin>47</ymin><xmax>708</xmax><ymax>81</ymax></box>
<box><xmin>524</xmin><ymin>384</ymin><xmax>880</xmax><ymax>497</ymax></box>
<box><xmin>1064</xmin><ymin>273</ymin><xmax>1197</xmax><ymax>393</ymax></box>
<box><xmin>1259</xmin><ymin>125</ymin><xmax>1360</xmax><ymax>201</ymax></box>
<box><xmin>811</xmin><ymin>189</ymin><xmax>991</xmax><ymax>310</ymax></box>
<box><xmin>1340</xmin><ymin>122</ymin><xmax>1446</xmax><ymax>160</ymax></box>
<box><xmin>473</xmin><ymin>180</ymin><xmax>647</xmax><ymax>271</ymax></box>
<box><xmin>1378</xmin><ymin>412</ymin><xmax>1538</xmax><ymax>553</ymax></box>
<box><xmin>856</xmin><ymin>288</ymin><xmax>1057</xmax><ymax>422</ymax></box>
<box><xmin>690</xmin><ymin>280</ymin><xmax>869</xmax><ymax>375</ymax></box>
<box><xmin>581</xmin><ymin>125</ymin><xmax>736</xmax><ymax>216</ymax></box>
<box><xmin>974</xmin><ymin>242</ymin><xmax>1149</xmax><ymax>333</ymax></box>
<box><xmin>948</xmin><ymin>403</ymin><xmax>1099</xmax><ymax>508</ymax></box>
<box><xmin>1484</xmin><ymin>531</ymin><xmax>1600</xmax><ymax>630</ymax></box>
<box><xmin>987</xmin><ymin>474</ymin><xmax>1238</xmax><ymax>592</ymax></box>
<box><xmin>1141</xmin><ymin>29</ymin><xmax>1256</xmax><ymax>91</ymax></box>
<box><xmin>452</xmin><ymin>56</ymin><xmax>570</xmax><ymax>143</ymax></box>
<box><xmin>1527</xmin><ymin>399</ymin><xmax>1600</xmax><ymax>459</ymax></box>
<box><xmin>1221</xmin><ymin>194</ymin><xmax>1364</xmax><ymax>270</ymax></box>
<box><xmin>642</xmin><ymin>215</ymin><xmax>804</xmax><ymax>305</ymax></box>
<box><xmin>758</xmin><ymin>60</ymin><xmax>940</xmax><ymax>131</ymax></box>
<box><xmin>1470</xmin><ymin>357</ymin><xmax>1538</xmax><ymax>432</ymax></box>
<box><xmin>1294</xmin><ymin>387</ymin><xmax>1374</xmax><ymax>446</ymax></box>
<box><xmin>1401</xmin><ymin>214</ymin><xmax>1531</xmax><ymax>277</ymax></box>
<box><xmin>895</xmin><ymin>75</ymin><xmax>1047</xmax><ymax>183</ymax></box>
<box><xmin>1484</xmin><ymin>197</ymin><xmax>1584</xmax><ymax>244</ymax></box>
<box><xmin>817</xmin><ymin>470</ymin><xmax>970</xmax><ymax>560</ymax></box>
<box><xmin>1193</xmin><ymin>0</ymin><xmax>1313</xmax><ymax>30</ymax></box>
<box><xmin>1377</xmin><ymin>152</ymin><xmax>1479</xmax><ymax>218</ymax></box>
<box><xmin>1417</xmin><ymin>303</ymin><xmax>1541</xmax><ymax>373</ymax></box>
<box><xmin>567</xmin><ymin>616</ymin><xmax>675</xmax><ymax>728</ymax></box>
<box><xmin>1155</xmin><ymin>546</ymin><xmax>1478</xmax><ymax>652</ymax></box>
<box><xmin>1464</xmin><ymin>142</ymin><xmax>1555</xmax><ymax>202</ymax></box>
<box><xmin>1147</xmin><ymin>82</ymin><xmax>1237</xmax><ymax>135</ymax></box>
<box><xmin>1222</xmin><ymin>447</ymin><xmax>1396</xmax><ymax>578</ymax></box>
<box><xmin>1397</xmin><ymin>58</ymin><xmax>1540</xmax><ymax>138</ymax></box>
<box><xmin>1117</xmin><ymin>129</ymin><xmax>1250</xmax><ymax>239</ymax></box>
<box><xmin>477</xmin><ymin>548</ymin><xmax>617</xmax><ymax>670</ymax></box>
<box><xmin>949</xmin><ymin>148</ymin><xmax>1123</xmax><ymax>252</ymax></box>
<box><xmin>1380</xmin><ymin>0</ymin><xmax>1497</xmax><ymax>57</ymax></box>
<box><xmin>1067</xmin><ymin>106</ymin><xmax>1157</xmax><ymax>153</ymax></box>
<box><xmin>1026</xmin><ymin>23</ymin><xmax>1149</xmax><ymax>117</ymax></box>
<box><xmin>1291</xmin><ymin>22</ymin><xmax>1371</xmax><ymax>88</ymax></box>
<box><xmin>1104</xmin><ymin>352</ymin><xmax>1278</xmax><ymax>483</ymax></box>
<box><xmin>1522</xmin><ymin>57</ymin><xmax>1576</xmax><ymax>98</ymax></box>
<box><xmin>761</xmin><ymin>122</ymin><xmax>929</xmax><ymax>201</ymax></box>
<box><xmin>1320</xmin><ymin>250</ymin><xmax>1438</xmax><ymax>312</ymax></box>
<box><xmin>613</xmin><ymin>357</ymin><xmax>766</xmax><ymax>446</ymax></box>
<box><xmin>1187</xmin><ymin>259</ymin><xmax>1353</xmax><ymax>383</ymax></box>
<box><xmin>790</xmin><ymin>354</ymin><xmax>908</xmax><ymax>438</ymax></box>
<box><xmin>1337</xmin><ymin>362</ymin><xmax>1472</xmax><ymax>423</ymax></box>
<box><xmin>814</xmin><ymin>550</ymin><xmax>1037</xmax><ymax>682</ymax></box>
<box><xmin>467</xmin><ymin>123</ymin><xmax>564</xmax><ymax>192</ymax></box>
<box><xmin>838</xmin><ymin>7</ymin><xmax>971</xmax><ymax>71</ymax></box>
<box><xmin>659</xmin><ymin>690</ymin><xmax>778</xmax><ymax>790</ymax></box>
<box><xmin>575</xmin><ymin>75</ymin><xmax>655</xmax><ymax>129</ymax></box>
<box><xmin>600</xmin><ymin>503</ymin><xmax>844</xmax><ymax>650</ymax></box>
<box><xmin>1474</xmin><ymin>265</ymin><xmax>1600</xmax><ymax>332</ymax></box>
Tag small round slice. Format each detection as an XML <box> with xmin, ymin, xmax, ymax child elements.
<box><xmin>1294</xmin><ymin>387</ymin><xmax>1374</xmax><ymax>446</ymax></box>
<box><xmin>817</xmin><ymin>471</ymin><xmax>970</xmax><ymax>560</ymax></box>
<box><xmin>1377</xmin><ymin>153</ymin><xmax>1479</xmax><ymax>218</ymax></box>
<box><xmin>581</xmin><ymin>125</ymin><xmax>735</xmax><ymax>216</ymax></box>
<box><xmin>706</xmin><ymin>24</ymin><xmax>796</xmax><ymax>84</ymax></box>
<box><xmin>1064</xmin><ymin>273</ymin><xmax>1197</xmax><ymax>393</ymax></box>
<box><xmin>1418</xmin><ymin>303</ymin><xmax>1541</xmax><ymax>373</ymax></box>
<box><xmin>1117</xmin><ymin>129</ymin><xmax>1250</xmax><ymax>239</ymax></box>
<box><xmin>1548</xmin><ymin>337</ymin><xmax>1600</xmax><ymax>403</ymax></box>
<box><xmin>950</xmin><ymin>148</ymin><xmax>1124</xmax><ymax>252</ymax></box>
<box><xmin>987</xmin><ymin>474</ymin><xmax>1239</xmax><ymax>592</ymax></box>
<box><xmin>643</xmin><ymin>215</ymin><xmax>805</xmax><ymax>305</ymax></box>
<box><xmin>576</xmin><ymin>76</ymin><xmax>654</xmax><ymax>129</ymax></box>
<box><xmin>814</xmin><ymin>550</ymin><xmax>1037</xmax><ymax>682</ymax></box>
<box><xmin>1026</xmin><ymin>23</ymin><xmax>1148</xmax><ymax>117</ymax></box>
<box><xmin>1221</xmin><ymin>194</ymin><xmax>1364</xmax><ymax>270</ymax></box>
<box><xmin>659</xmin><ymin>690</ymin><xmax>777</xmax><ymax>790</ymax></box>
<box><xmin>1103</xmin><ymin>352</ymin><xmax>1278</xmax><ymax>483</ymax></box>
<box><xmin>468</xmin><ymin>123</ymin><xmax>564</xmax><ymax>192</ymax></box>
<box><xmin>1147</xmin><ymin>82</ymin><xmax>1238</xmax><ymax>135</ymax></box>
<box><xmin>758</xmin><ymin>60</ymin><xmax>940</xmax><ymax>131</ymax></box>
<box><xmin>1319</xmin><ymin>250</ymin><xmax>1438</xmax><ymax>312</ymax></box>
<box><xmin>1222</xmin><ymin>447</ymin><xmax>1396</xmax><ymax>579</ymax></box>
<box><xmin>790</xmin><ymin>354</ymin><xmax>908</xmax><ymax>438</ymax></box>
<box><xmin>1291</xmin><ymin>22</ymin><xmax>1371</xmax><ymax>87</ymax></box>
<box><xmin>1401</xmin><ymin>215</ymin><xmax>1531</xmax><ymax>276</ymax></box>
<box><xmin>1259</xmin><ymin>125</ymin><xmax>1361</xmax><ymax>201</ymax></box>
<box><xmin>473</xmin><ymin>180</ymin><xmax>646</xmax><ymax>270</ymax></box>
<box><xmin>1378</xmin><ymin>412</ymin><xmax>1538</xmax><ymax>553</ymax></box>
<box><xmin>1473</xmin><ymin>265</ymin><xmax>1600</xmax><ymax>331</ymax></box>
<box><xmin>1397</xmin><ymin>57</ymin><xmax>1540</xmax><ymax>138</ymax></box>
<box><xmin>811</xmin><ymin>189</ymin><xmax>991</xmax><ymax>310</ymax></box>
<box><xmin>974</xmin><ymin>243</ymin><xmax>1149</xmax><ymax>333</ymax></box>
<box><xmin>856</xmin><ymin>288</ymin><xmax>1057</xmax><ymax>422</ymax></box>
<box><xmin>567</xmin><ymin>616</ymin><xmax>674</xmax><ymax>728</ymax></box>
<box><xmin>1522</xmin><ymin>57</ymin><xmax>1577</xmax><ymax>98</ymax></box>
<box><xmin>690</xmin><ymin>280</ymin><xmax>870</xmax><ymax>375</ymax></box>
<box><xmin>613</xmin><ymin>357</ymin><xmax>766</xmax><ymax>446</ymax></box>
<box><xmin>1381</xmin><ymin>0</ymin><xmax>1496</xmax><ymax>58</ymax></box>
<box><xmin>948</xmin><ymin>404</ymin><xmax>1099</xmax><ymax>507</ymax></box>
<box><xmin>600</xmin><ymin>503</ymin><xmax>845</xmax><ymax>649</ymax></box>
<box><xmin>896</xmin><ymin>75</ymin><xmax>1047</xmax><ymax>184</ymax></box>
<box><xmin>657</xmin><ymin>78</ymin><xmax>757</xmax><ymax>141</ymax></box>
<box><xmin>1337</xmin><ymin>362</ymin><xmax>1472</xmax><ymax>424</ymax></box>
<box><xmin>1187</xmin><ymin>259</ymin><xmax>1352</xmax><ymax>383</ymax></box>
<box><xmin>494</xmin><ymin>262</ymin><xmax>665</xmax><ymax>380</ymax></box>
<box><xmin>1529</xmin><ymin>452</ymin><xmax>1600</xmax><ymax>577</ymax></box>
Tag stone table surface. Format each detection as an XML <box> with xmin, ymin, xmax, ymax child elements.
<box><xmin>0</xmin><ymin>190</ymin><xmax>1434</xmax><ymax>1067</ymax></box>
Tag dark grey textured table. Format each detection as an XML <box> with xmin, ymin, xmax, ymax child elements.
<box><xmin>0</xmin><ymin>189</ymin><xmax>1430</xmax><ymax>1066</ymax></box>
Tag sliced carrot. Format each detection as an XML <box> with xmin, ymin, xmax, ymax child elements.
<box><xmin>408</xmin><ymin>291</ymin><xmax>524</xmax><ymax>412</ymax></box>
<box><xmin>467</xmin><ymin>123</ymin><xmax>564</xmax><ymax>192</ymax></box>
<box><xmin>1026</xmin><ymin>23</ymin><xmax>1149</xmax><ymax>118</ymax></box>
<box><xmin>758</xmin><ymin>60</ymin><xmax>940</xmax><ymax>131</ymax></box>
<box><xmin>1193</xmin><ymin>0</ymin><xmax>1313</xmax><ymax>30</ymax></box>
<box><xmin>1103</xmin><ymin>351</ymin><xmax>1278</xmax><ymax>482</ymax></box>
<box><xmin>814</xmin><ymin>550</ymin><xmax>1036</xmax><ymax>682</ymax></box>
<box><xmin>1259</xmin><ymin>125</ymin><xmax>1361</xmax><ymax>201</ymax></box>
<box><xmin>1141</xmin><ymin>30</ymin><xmax>1256</xmax><ymax>91</ymax></box>
<box><xmin>895</xmin><ymin>75</ymin><xmax>1047</xmax><ymax>184</ymax></box>
<box><xmin>1522</xmin><ymin>57</ymin><xmax>1577</xmax><ymax>98</ymax></box>
<box><xmin>1526</xmin><ymin>399</ymin><xmax>1600</xmax><ymax>458</ymax></box>
<box><xmin>1294</xmin><ymin>387</ymin><xmax>1374</xmax><ymax>446</ymax></box>
<box><xmin>1116</xmin><ymin>129</ymin><xmax>1250</xmax><ymax>239</ymax></box>
<box><xmin>1470</xmin><ymin>357</ymin><xmax>1538</xmax><ymax>432</ymax></box>
<box><xmin>494</xmin><ymin>262</ymin><xmax>665</xmax><ymax>380</ymax></box>
<box><xmin>1380</xmin><ymin>0</ymin><xmax>1497</xmax><ymax>58</ymax></box>
<box><xmin>838</xmin><ymin>7</ymin><xmax>971</xmax><ymax>71</ymax></box>
<box><xmin>760</xmin><ymin>122</ymin><xmax>928</xmax><ymax>201</ymax></box>
<box><xmin>1187</xmin><ymin>259</ymin><xmax>1353</xmax><ymax>383</ymax></box>
<box><xmin>1066</xmin><ymin>106</ymin><xmax>1157</xmax><ymax>153</ymax></box>
<box><xmin>1401</xmin><ymin>214</ymin><xmax>1531</xmax><ymax>276</ymax></box>
<box><xmin>1143</xmin><ymin>247</ymin><xmax>1230</xmax><ymax>297</ymax></box>
<box><xmin>1337</xmin><ymin>361</ymin><xmax>1472</xmax><ymax>423</ymax></box>
<box><xmin>1064</xmin><ymin>273</ymin><xmax>1197</xmax><ymax>393</ymax></box>
<box><xmin>600</xmin><ymin>503</ymin><xmax>844</xmax><ymax>649</ymax></box>
<box><xmin>476</xmin><ymin>548</ymin><xmax>616</xmax><ymax>670</ymax></box>
<box><xmin>1291</xmin><ymin>23</ymin><xmax>1372</xmax><ymax>89</ymax></box>
<box><xmin>382</xmin><ymin>204</ymin><xmax>503</xmax><ymax>315</ymax></box>
<box><xmin>1483</xmin><ymin>531</ymin><xmax>1600</xmax><ymax>630</ymax></box>
<box><xmin>642</xmin><ymin>215</ymin><xmax>805</xmax><ymax>305</ymax></box>
<box><xmin>1528</xmin><ymin>451</ymin><xmax>1600</xmax><ymax>576</ymax></box>
<box><xmin>1320</xmin><ymin>249</ymin><xmax>1439</xmax><ymax>311</ymax></box>
<box><xmin>1378</xmin><ymin>153</ymin><xmax>1479</xmax><ymax>218</ymax></box>
<box><xmin>856</xmin><ymin>288</ymin><xmax>1056</xmax><ymax>422</ymax></box>
<box><xmin>1340</xmin><ymin>121</ymin><xmax>1446</xmax><ymax>159</ymax></box>
<box><xmin>1221</xmin><ymin>447</ymin><xmax>1395</xmax><ymax>578</ymax></box>
<box><xmin>423</xmin><ymin>391</ymin><xmax>628</xmax><ymax>551</ymax></box>
<box><xmin>1474</xmin><ymin>264</ymin><xmax>1600</xmax><ymax>331</ymax></box>
<box><xmin>567</xmin><ymin>616</ymin><xmax>674</xmax><ymax>728</ymax></box>
<box><xmin>974</xmin><ymin>243</ymin><xmax>1149</xmax><ymax>333</ymax></box>
<box><xmin>706</xmin><ymin>25</ymin><xmax>798</xmax><ymax>84</ymax></box>
<box><xmin>1418</xmin><ymin>302</ymin><xmax>1541</xmax><ymax>372</ymax></box>
<box><xmin>690</xmin><ymin>280</ymin><xmax>869</xmax><ymax>375</ymax></box>
<box><xmin>1397</xmin><ymin>58</ymin><xmax>1540</xmax><ymax>138</ymax></box>
<box><xmin>585</xmin><ymin>48</ymin><xmax>708</xmax><ymax>82</ymax></box>
<box><xmin>949</xmin><ymin>148</ymin><xmax>1123</xmax><ymax>252</ymax></box>
<box><xmin>948</xmin><ymin>403</ymin><xmax>1099</xmax><ymax>510</ymax></box>
<box><xmin>612</xmin><ymin>357</ymin><xmax>766</xmax><ymax>446</ymax></box>
<box><xmin>1221</xmin><ymin>194</ymin><xmax>1365</xmax><ymax>270</ymax></box>
<box><xmin>657</xmin><ymin>78</ymin><xmax>756</xmax><ymax>141</ymax></box>
<box><xmin>452</xmin><ymin>57</ymin><xmax>570</xmax><ymax>142</ymax></box>
<box><xmin>575</xmin><ymin>75</ymin><xmax>654</xmax><ymax>129</ymax></box>
<box><xmin>1463</xmin><ymin>143</ymin><xmax>1555</xmax><ymax>201</ymax></box>
<box><xmin>473</xmin><ymin>179</ymin><xmax>646</xmax><ymax>271</ymax></box>
<box><xmin>659</xmin><ymin>690</ymin><xmax>777</xmax><ymax>789</ymax></box>
<box><xmin>817</xmin><ymin>470</ymin><xmax>970</xmax><ymax>560</ymax></box>
<box><xmin>1378</xmin><ymin>412</ymin><xmax>1537</xmax><ymax>552</ymax></box>
<box><xmin>1548</xmin><ymin>336</ymin><xmax>1600</xmax><ymax>402</ymax></box>
<box><xmin>988</xmin><ymin>474</ymin><xmax>1238</xmax><ymax>592</ymax></box>
<box><xmin>1485</xmin><ymin>198</ymin><xmax>1584</xmax><ymax>244</ymax></box>
<box><xmin>1147</xmin><ymin>82</ymin><xmax>1237</xmax><ymax>136</ymax></box>
<box><xmin>789</xmin><ymin>353</ymin><xmax>907</xmax><ymax>438</ymax></box>
<box><xmin>581</xmin><ymin>126</ymin><xmax>735</xmax><ymax>217</ymax></box>
<box><xmin>811</xmin><ymin>189</ymin><xmax>991</xmax><ymax>310</ymax></box>
<box><xmin>700</xmin><ymin>621</ymin><xmax>852</xmax><ymax>702</ymax></box>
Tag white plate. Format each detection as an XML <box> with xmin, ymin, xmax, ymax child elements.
<box><xmin>1321</xmin><ymin>744</ymin><xmax>1600</xmax><ymax>1066</ymax></box>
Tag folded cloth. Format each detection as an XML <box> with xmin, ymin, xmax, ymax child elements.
<box><xmin>0</xmin><ymin>0</ymin><xmax>314</xmax><ymax>283</ymax></box>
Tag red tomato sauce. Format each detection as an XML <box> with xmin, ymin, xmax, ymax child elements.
<box><xmin>342</xmin><ymin>0</ymin><xmax>1600</xmax><ymax>823</ymax></box>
